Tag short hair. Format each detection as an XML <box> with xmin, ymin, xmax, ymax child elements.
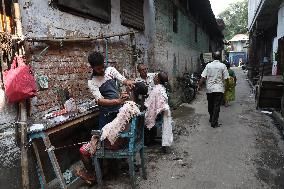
<box><xmin>137</xmin><ymin>63</ymin><xmax>145</xmax><ymax>71</ymax></box>
<box><xmin>212</xmin><ymin>51</ymin><xmax>221</xmax><ymax>60</ymax></box>
<box><xmin>225</xmin><ymin>63</ymin><xmax>230</xmax><ymax>69</ymax></box>
<box><xmin>158</xmin><ymin>72</ymin><xmax>168</xmax><ymax>85</ymax></box>
<box><xmin>88</xmin><ymin>52</ymin><xmax>104</xmax><ymax>67</ymax></box>
<box><xmin>133</xmin><ymin>82</ymin><xmax>148</xmax><ymax>97</ymax></box>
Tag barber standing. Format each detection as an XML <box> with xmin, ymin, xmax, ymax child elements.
<box><xmin>198</xmin><ymin>51</ymin><xmax>229</xmax><ymax>128</ymax></box>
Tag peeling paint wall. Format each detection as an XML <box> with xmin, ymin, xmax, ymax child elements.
<box><xmin>152</xmin><ymin>0</ymin><xmax>210</xmax><ymax>78</ymax></box>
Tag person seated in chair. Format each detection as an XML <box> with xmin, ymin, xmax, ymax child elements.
<box><xmin>144</xmin><ymin>72</ymin><xmax>173</xmax><ymax>153</ymax></box>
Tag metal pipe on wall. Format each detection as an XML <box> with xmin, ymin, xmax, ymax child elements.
<box><xmin>26</xmin><ymin>30</ymin><xmax>139</xmax><ymax>42</ymax></box>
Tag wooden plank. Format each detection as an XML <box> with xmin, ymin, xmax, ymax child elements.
<box><xmin>19</xmin><ymin>102</ymin><xmax>29</xmax><ymax>189</ymax></box>
<box><xmin>43</xmin><ymin>136</ymin><xmax>67</xmax><ymax>189</ymax></box>
<box><xmin>32</xmin><ymin>141</ymin><xmax>48</xmax><ymax>188</ymax></box>
<box><xmin>46</xmin><ymin>111</ymin><xmax>99</xmax><ymax>135</ymax></box>
<box><xmin>261</xmin><ymin>76</ymin><xmax>283</xmax><ymax>82</ymax></box>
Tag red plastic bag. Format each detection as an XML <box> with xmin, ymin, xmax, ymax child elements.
<box><xmin>3</xmin><ymin>56</ymin><xmax>37</xmax><ymax>103</ymax></box>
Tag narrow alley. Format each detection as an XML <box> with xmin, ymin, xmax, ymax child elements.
<box><xmin>141</xmin><ymin>68</ymin><xmax>284</xmax><ymax>189</ymax></box>
<box><xmin>94</xmin><ymin>68</ymin><xmax>284</xmax><ymax>189</ymax></box>
<box><xmin>142</xmin><ymin>68</ymin><xmax>284</xmax><ymax>189</ymax></box>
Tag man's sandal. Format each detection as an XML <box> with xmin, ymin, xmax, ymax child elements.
<box><xmin>75</xmin><ymin>169</ymin><xmax>96</xmax><ymax>185</ymax></box>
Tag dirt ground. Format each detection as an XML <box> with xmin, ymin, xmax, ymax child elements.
<box><xmin>78</xmin><ymin>68</ymin><xmax>284</xmax><ymax>189</ymax></box>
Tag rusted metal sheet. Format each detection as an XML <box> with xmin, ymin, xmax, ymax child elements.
<box><xmin>121</xmin><ymin>0</ymin><xmax>145</xmax><ymax>30</ymax></box>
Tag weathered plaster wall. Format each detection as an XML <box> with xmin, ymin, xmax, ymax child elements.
<box><xmin>153</xmin><ymin>0</ymin><xmax>210</xmax><ymax>77</ymax></box>
<box><xmin>19</xmin><ymin>0</ymin><xmax>152</xmax><ymax>56</ymax></box>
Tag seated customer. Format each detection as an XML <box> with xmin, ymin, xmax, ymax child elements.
<box><xmin>144</xmin><ymin>72</ymin><xmax>173</xmax><ymax>153</ymax></box>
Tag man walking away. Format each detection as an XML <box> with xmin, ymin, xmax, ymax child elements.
<box><xmin>198</xmin><ymin>51</ymin><xmax>229</xmax><ymax>128</ymax></box>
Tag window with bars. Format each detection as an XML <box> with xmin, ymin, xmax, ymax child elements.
<box><xmin>120</xmin><ymin>0</ymin><xmax>144</xmax><ymax>31</ymax></box>
<box><xmin>54</xmin><ymin>0</ymin><xmax>111</xmax><ymax>23</ymax></box>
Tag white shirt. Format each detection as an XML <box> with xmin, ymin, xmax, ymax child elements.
<box><xmin>201</xmin><ymin>60</ymin><xmax>229</xmax><ymax>93</ymax></box>
<box><xmin>88</xmin><ymin>67</ymin><xmax>126</xmax><ymax>101</ymax></box>
<box><xmin>135</xmin><ymin>73</ymin><xmax>156</xmax><ymax>93</ymax></box>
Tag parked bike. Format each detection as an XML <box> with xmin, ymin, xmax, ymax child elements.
<box><xmin>177</xmin><ymin>72</ymin><xmax>199</xmax><ymax>103</ymax></box>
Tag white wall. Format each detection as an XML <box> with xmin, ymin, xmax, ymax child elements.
<box><xmin>272</xmin><ymin>2</ymin><xmax>284</xmax><ymax>57</ymax></box>
<box><xmin>231</xmin><ymin>41</ymin><xmax>248</xmax><ymax>52</ymax></box>
<box><xmin>277</xmin><ymin>2</ymin><xmax>284</xmax><ymax>39</ymax></box>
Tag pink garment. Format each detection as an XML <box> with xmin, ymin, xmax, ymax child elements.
<box><xmin>145</xmin><ymin>84</ymin><xmax>173</xmax><ymax>146</ymax></box>
<box><xmin>100</xmin><ymin>101</ymin><xmax>140</xmax><ymax>145</ymax></box>
<box><xmin>81</xmin><ymin>101</ymin><xmax>140</xmax><ymax>155</ymax></box>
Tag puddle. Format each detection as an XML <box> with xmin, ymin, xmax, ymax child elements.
<box><xmin>173</xmin><ymin>106</ymin><xmax>195</xmax><ymax>119</ymax></box>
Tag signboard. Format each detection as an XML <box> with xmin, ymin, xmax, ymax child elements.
<box><xmin>203</xmin><ymin>53</ymin><xmax>213</xmax><ymax>63</ymax></box>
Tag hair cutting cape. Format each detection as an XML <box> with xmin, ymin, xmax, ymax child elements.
<box><xmin>100</xmin><ymin>101</ymin><xmax>140</xmax><ymax>145</ymax></box>
<box><xmin>144</xmin><ymin>84</ymin><xmax>173</xmax><ymax>146</ymax></box>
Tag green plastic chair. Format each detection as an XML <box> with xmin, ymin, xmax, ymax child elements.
<box><xmin>91</xmin><ymin>113</ymin><xmax>147</xmax><ymax>188</ymax></box>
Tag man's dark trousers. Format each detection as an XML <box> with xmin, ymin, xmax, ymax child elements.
<box><xmin>207</xmin><ymin>92</ymin><xmax>223</xmax><ymax>127</ymax></box>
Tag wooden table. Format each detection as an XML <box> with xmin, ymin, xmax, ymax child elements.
<box><xmin>256</xmin><ymin>76</ymin><xmax>284</xmax><ymax>109</ymax></box>
<box><xmin>28</xmin><ymin>109</ymin><xmax>99</xmax><ymax>189</ymax></box>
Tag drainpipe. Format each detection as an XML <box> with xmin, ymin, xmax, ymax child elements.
<box><xmin>14</xmin><ymin>2</ymin><xmax>29</xmax><ymax>189</ymax></box>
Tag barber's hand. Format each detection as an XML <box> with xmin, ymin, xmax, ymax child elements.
<box><xmin>125</xmin><ymin>80</ymin><xmax>135</xmax><ymax>89</ymax></box>
<box><xmin>118</xmin><ymin>92</ymin><xmax>129</xmax><ymax>105</ymax></box>
<box><xmin>120</xmin><ymin>92</ymin><xmax>129</xmax><ymax>99</ymax></box>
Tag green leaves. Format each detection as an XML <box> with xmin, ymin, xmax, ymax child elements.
<box><xmin>218</xmin><ymin>0</ymin><xmax>248</xmax><ymax>40</ymax></box>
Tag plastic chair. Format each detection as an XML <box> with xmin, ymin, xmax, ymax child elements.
<box><xmin>91</xmin><ymin>113</ymin><xmax>147</xmax><ymax>188</ymax></box>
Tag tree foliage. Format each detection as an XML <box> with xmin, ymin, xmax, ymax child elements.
<box><xmin>218</xmin><ymin>0</ymin><xmax>248</xmax><ymax>40</ymax></box>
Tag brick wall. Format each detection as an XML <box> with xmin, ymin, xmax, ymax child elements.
<box><xmin>27</xmin><ymin>36</ymin><xmax>146</xmax><ymax>119</ymax></box>
<box><xmin>27</xmin><ymin>43</ymin><xmax>92</xmax><ymax>118</ymax></box>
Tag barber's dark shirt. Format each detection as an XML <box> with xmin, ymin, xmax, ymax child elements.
<box><xmin>88</xmin><ymin>67</ymin><xmax>126</xmax><ymax>113</ymax></box>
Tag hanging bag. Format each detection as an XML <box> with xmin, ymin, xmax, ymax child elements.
<box><xmin>3</xmin><ymin>56</ymin><xmax>37</xmax><ymax>103</ymax></box>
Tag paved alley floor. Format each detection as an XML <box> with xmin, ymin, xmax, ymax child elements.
<box><xmin>82</xmin><ymin>68</ymin><xmax>284</xmax><ymax>189</ymax></box>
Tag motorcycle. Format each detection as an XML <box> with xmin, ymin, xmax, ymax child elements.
<box><xmin>177</xmin><ymin>72</ymin><xmax>199</xmax><ymax>103</ymax></box>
